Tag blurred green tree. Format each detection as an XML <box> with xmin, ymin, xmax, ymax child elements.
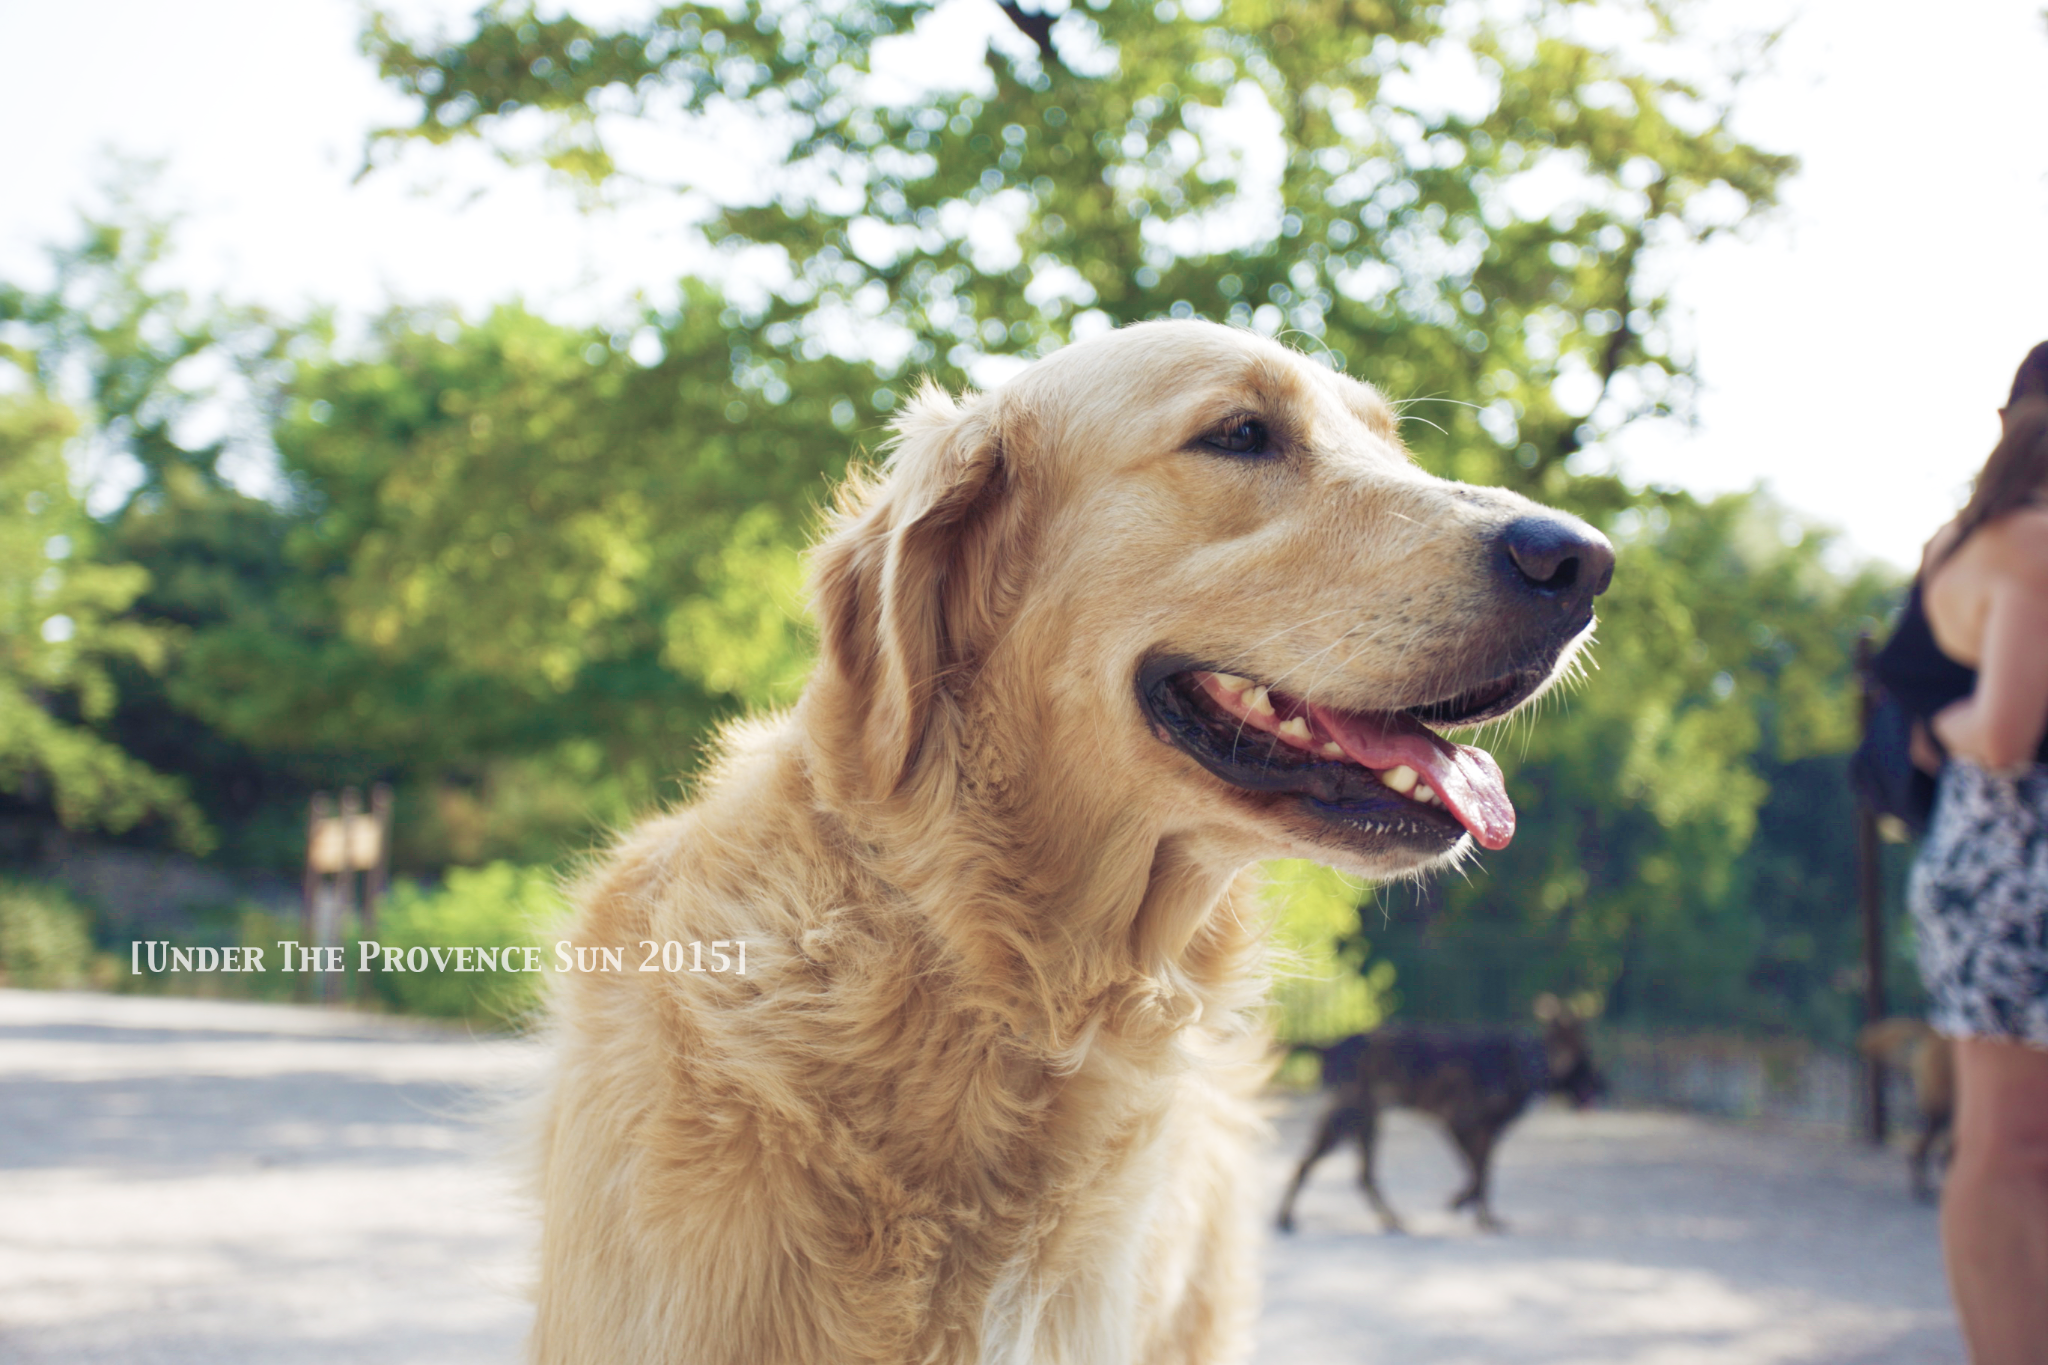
<box><xmin>364</xmin><ymin>0</ymin><xmax>1791</xmax><ymax>512</ymax></box>
<box><xmin>2</xmin><ymin>186</ymin><xmax>853</xmax><ymax>868</ymax></box>
<box><xmin>0</xmin><ymin>355</ymin><xmax>209</xmax><ymax>852</ymax></box>
<box><xmin>0</xmin><ymin>177</ymin><xmax>347</xmax><ymax>866</ymax></box>
<box><xmin>248</xmin><ymin>290</ymin><xmax>899</xmax><ymax>861</ymax></box>
<box><xmin>274</xmin><ymin>290</ymin><xmax>864</xmax><ymax>727</ymax></box>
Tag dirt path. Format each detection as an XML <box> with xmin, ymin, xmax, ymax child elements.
<box><xmin>0</xmin><ymin>990</ymin><xmax>1961</xmax><ymax>1363</ymax></box>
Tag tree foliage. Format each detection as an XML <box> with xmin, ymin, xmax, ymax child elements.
<box><xmin>0</xmin><ymin>4</ymin><xmax>1907</xmax><ymax>1040</ymax></box>
<box><xmin>277</xmin><ymin>290</ymin><xmax>858</xmax><ymax>722</ymax></box>
<box><xmin>365</xmin><ymin>0</ymin><xmax>1790</xmax><ymax>506</ymax></box>
<box><xmin>1</xmin><ymin>187</ymin><xmax>319</xmax><ymax>863</ymax></box>
<box><xmin>0</xmin><ymin>358</ymin><xmax>210</xmax><ymax>851</ymax></box>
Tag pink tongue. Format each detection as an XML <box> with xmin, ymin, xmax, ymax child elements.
<box><xmin>1306</xmin><ymin>703</ymin><xmax>1516</xmax><ymax>851</ymax></box>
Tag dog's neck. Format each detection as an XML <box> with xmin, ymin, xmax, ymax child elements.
<box><xmin>798</xmin><ymin>681</ymin><xmax>1264</xmax><ymax>1051</ymax></box>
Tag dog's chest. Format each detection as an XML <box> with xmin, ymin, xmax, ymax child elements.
<box><xmin>965</xmin><ymin>1058</ymin><xmax>1256</xmax><ymax>1365</ymax></box>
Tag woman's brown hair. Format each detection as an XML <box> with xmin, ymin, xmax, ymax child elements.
<box><xmin>1935</xmin><ymin>341</ymin><xmax>2048</xmax><ymax>569</ymax></box>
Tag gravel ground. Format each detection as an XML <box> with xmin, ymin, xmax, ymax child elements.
<box><xmin>0</xmin><ymin>989</ymin><xmax>1962</xmax><ymax>1363</ymax></box>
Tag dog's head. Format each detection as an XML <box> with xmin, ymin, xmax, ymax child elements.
<box><xmin>1534</xmin><ymin>992</ymin><xmax>1606</xmax><ymax>1108</ymax></box>
<box><xmin>808</xmin><ymin>321</ymin><xmax>1610</xmax><ymax>882</ymax></box>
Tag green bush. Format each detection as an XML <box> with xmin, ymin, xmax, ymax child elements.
<box><xmin>1264</xmin><ymin>860</ymin><xmax>1395</xmax><ymax>1048</ymax></box>
<box><xmin>0</xmin><ymin>879</ymin><xmax>95</xmax><ymax>988</ymax></box>
<box><xmin>233</xmin><ymin>906</ymin><xmax>308</xmax><ymax>1001</ymax></box>
<box><xmin>112</xmin><ymin>901</ymin><xmax>306</xmax><ymax>1001</ymax></box>
<box><xmin>368</xmin><ymin>862</ymin><xmax>564</xmax><ymax>1024</ymax></box>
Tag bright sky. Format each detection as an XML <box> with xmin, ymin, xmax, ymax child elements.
<box><xmin>3</xmin><ymin>0</ymin><xmax>2044</xmax><ymax>571</ymax></box>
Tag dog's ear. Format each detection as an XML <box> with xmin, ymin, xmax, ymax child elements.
<box><xmin>1532</xmin><ymin>993</ymin><xmax>1562</xmax><ymax>1024</ymax></box>
<box><xmin>809</xmin><ymin>381</ymin><xmax>1022</xmax><ymax>798</ymax></box>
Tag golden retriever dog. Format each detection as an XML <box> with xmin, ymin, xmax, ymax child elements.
<box><xmin>531</xmin><ymin>320</ymin><xmax>1613</xmax><ymax>1364</ymax></box>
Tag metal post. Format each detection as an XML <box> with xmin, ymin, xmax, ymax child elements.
<box><xmin>364</xmin><ymin>783</ymin><xmax>392</xmax><ymax>936</ymax></box>
<box><xmin>1855</xmin><ymin>632</ymin><xmax>1889</xmax><ymax>1146</ymax></box>
<box><xmin>337</xmin><ymin>786</ymin><xmax>363</xmax><ymax>930</ymax></box>
<box><xmin>303</xmin><ymin>791</ymin><xmax>333</xmax><ymax>946</ymax></box>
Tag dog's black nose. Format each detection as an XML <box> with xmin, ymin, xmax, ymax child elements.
<box><xmin>1497</xmin><ymin>514</ymin><xmax>1615</xmax><ymax>605</ymax></box>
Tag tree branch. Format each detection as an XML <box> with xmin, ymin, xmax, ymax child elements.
<box><xmin>996</xmin><ymin>2</ymin><xmax>1062</xmax><ymax>70</ymax></box>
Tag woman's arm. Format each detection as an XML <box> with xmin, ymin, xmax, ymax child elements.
<box><xmin>1932</xmin><ymin>530</ymin><xmax>2048</xmax><ymax>770</ymax></box>
<box><xmin>1909</xmin><ymin>720</ymin><xmax>1945</xmax><ymax>776</ymax></box>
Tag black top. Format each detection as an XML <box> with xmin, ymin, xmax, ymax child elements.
<box><xmin>1871</xmin><ymin>578</ymin><xmax>2048</xmax><ymax>764</ymax></box>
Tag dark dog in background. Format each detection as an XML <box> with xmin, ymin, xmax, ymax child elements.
<box><xmin>1858</xmin><ymin>1017</ymin><xmax>1955</xmax><ymax>1201</ymax></box>
<box><xmin>1276</xmin><ymin>995</ymin><xmax>1604</xmax><ymax>1233</ymax></box>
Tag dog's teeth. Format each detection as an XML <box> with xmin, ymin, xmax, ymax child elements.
<box><xmin>1381</xmin><ymin>764</ymin><xmax>1418</xmax><ymax>794</ymax></box>
<box><xmin>1320</xmin><ymin>741</ymin><xmax>1344</xmax><ymax>757</ymax></box>
<box><xmin>1414</xmin><ymin>783</ymin><xmax>1437</xmax><ymax>805</ymax></box>
<box><xmin>1246</xmin><ymin>686</ymin><xmax>1275</xmax><ymax>718</ymax></box>
<box><xmin>1278</xmin><ymin>717</ymin><xmax>1311</xmax><ymax>744</ymax></box>
<box><xmin>1211</xmin><ymin>673</ymin><xmax>1254</xmax><ymax>695</ymax></box>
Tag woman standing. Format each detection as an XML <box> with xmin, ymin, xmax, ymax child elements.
<box><xmin>1880</xmin><ymin>341</ymin><xmax>2048</xmax><ymax>1364</ymax></box>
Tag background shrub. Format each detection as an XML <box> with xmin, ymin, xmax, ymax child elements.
<box><xmin>367</xmin><ymin>862</ymin><xmax>563</xmax><ymax>1024</ymax></box>
<box><xmin>1266</xmin><ymin>861</ymin><xmax>1394</xmax><ymax>1050</ymax></box>
<box><xmin>0</xmin><ymin>879</ymin><xmax>95</xmax><ymax>988</ymax></box>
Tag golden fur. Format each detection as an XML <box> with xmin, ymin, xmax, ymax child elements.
<box><xmin>530</xmin><ymin>321</ymin><xmax>1603</xmax><ymax>1364</ymax></box>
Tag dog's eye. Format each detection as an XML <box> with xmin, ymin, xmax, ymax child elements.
<box><xmin>1200</xmin><ymin>418</ymin><xmax>1271</xmax><ymax>457</ymax></box>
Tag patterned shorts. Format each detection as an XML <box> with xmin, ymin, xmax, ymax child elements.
<box><xmin>1908</xmin><ymin>761</ymin><xmax>2048</xmax><ymax>1047</ymax></box>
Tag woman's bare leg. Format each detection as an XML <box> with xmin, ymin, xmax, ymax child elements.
<box><xmin>1943</xmin><ymin>1037</ymin><xmax>2048</xmax><ymax>1365</ymax></box>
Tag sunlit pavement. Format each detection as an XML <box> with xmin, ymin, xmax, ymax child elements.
<box><xmin>1259</xmin><ymin>1097</ymin><xmax>1960</xmax><ymax>1365</ymax></box>
<box><xmin>0</xmin><ymin>990</ymin><xmax>535</xmax><ymax>1364</ymax></box>
<box><xmin>1</xmin><ymin>990</ymin><xmax>1961</xmax><ymax>1364</ymax></box>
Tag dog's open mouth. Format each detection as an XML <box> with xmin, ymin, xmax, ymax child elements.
<box><xmin>1139</xmin><ymin>660</ymin><xmax>1542</xmax><ymax>852</ymax></box>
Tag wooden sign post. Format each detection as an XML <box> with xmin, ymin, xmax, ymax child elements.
<box><xmin>303</xmin><ymin>784</ymin><xmax>393</xmax><ymax>997</ymax></box>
